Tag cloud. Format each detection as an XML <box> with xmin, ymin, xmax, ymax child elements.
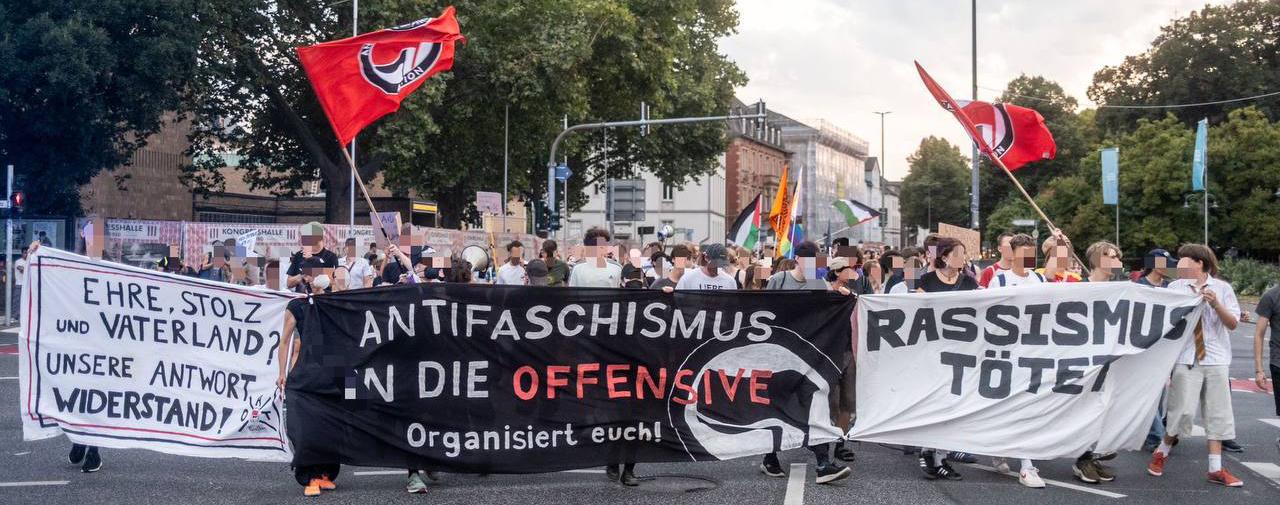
<box><xmin>720</xmin><ymin>0</ymin><xmax>1236</xmax><ymax>181</ymax></box>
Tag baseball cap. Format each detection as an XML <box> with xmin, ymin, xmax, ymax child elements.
<box><xmin>703</xmin><ymin>243</ymin><xmax>729</xmax><ymax>268</ymax></box>
<box><xmin>828</xmin><ymin>256</ymin><xmax>852</xmax><ymax>273</ymax></box>
<box><xmin>525</xmin><ymin>259</ymin><xmax>550</xmax><ymax>285</ymax></box>
<box><xmin>299</xmin><ymin>221</ymin><xmax>325</xmax><ymax>237</ymax></box>
<box><xmin>1145</xmin><ymin>248</ymin><xmax>1176</xmax><ymax>270</ymax></box>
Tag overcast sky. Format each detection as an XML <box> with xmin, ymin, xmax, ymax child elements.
<box><xmin>719</xmin><ymin>0</ymin><xmax>1235</xmax><ymax>180</ymax></box>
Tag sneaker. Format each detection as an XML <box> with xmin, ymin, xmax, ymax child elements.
<box><xmin>406</xmin><ymin>471</ymin><xmax>428</xmax><ymax>494</ymax></box>
<box><xmin>919</xmin><ymin>451</ymin><xmax>939</xmax><ymax>479</ymax></box>
<box><xmin>936</xmin><ymin>462</ymin><xmax>963</xmax><ymax>481</ymax></box>
<box><xmin>1093</xmin><ymin>460</ymin><xmax>1115</xmax><ymax>482</ymax></box>
<box><xmin>760</xmin><ymin>453</ymin><xmax>785</xmax><ymax>478</ymax></box>
<box><xmin>620</xmin><ymin>469</ymin><xmax>639</xmax><ymax>487</ymax></box>
<box><xmin>946</xmin><ymin>451</ymin><xmax>977</xmax><ymax>464</ymax></box>
<box><xmin>1019</xmin><ymin>467</ymin><xmax>1046</xmax><ymax>489</ymax></box>
<box><xmin>1093</xmin><ymin>451</ymin><xmax>1117</xmax><ymax>462</ymax></box>
<box><xmin>815</xmin><ymin>463</ymin><xmax>852</xmax><ymax>484</ymax></box>
<box><xmin>317</xmin><ymin>475</ymin><xmax>336</xmax><ymax>490</ymax></box>
<box><xmin>81</xmin><ymin>448</ymin><xmax>101</xmax><ymax>473</ymax></box>
<box><xmin>1207</xmin><ymin>468</ymin><xmax>1243</xmax><ymax>487</ymax></box>
<box><xmin>834</xmin><ymin>444</ymin><xmax>856</xmax><ymax>462</ymax></box>
<box><xmin>992</xmin><ymin>458</ymin><xmax>1011</xmax><ymax>474</ymax></box>
<box><xmin>304</xmin><ymin>479</ymin><xmax>323</xmax><ymax>497</ymax></box>
<box><xmin>1147</xmin><ymin>451</ymin><xmax>1166</xmax><ymax>477</ymax></box>
<box><xmin>68</xmin><ymin>444</ymin><xmax>87</xmax><ymax>465</ymax></box>
<box><xmin>605</xmin><ymin>465</ymin><xmax>620</xmax><ymax>481</ymax></box>
<box><xmin>1221</xmin><ymin>439</ymin><xmax>1244</xmax><ymax>453</ymax></box>
<box><xmin>1073</xmin><ymin>458</ymin><xmax>1100</xmax><ymax>484</ymax></box>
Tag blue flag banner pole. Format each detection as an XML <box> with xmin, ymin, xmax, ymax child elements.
<box><xmin>1101</xmin><ymin>147</ymin><xmax>1120</xmax><ymax>246</ymax></box>
<box><xmin>1192</xmin><ymin>118</ymin><xmax>1208</xmax><ymax>192</ymax></box>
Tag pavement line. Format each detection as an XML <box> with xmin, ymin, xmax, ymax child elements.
<box><xmin>562</xmin><ymin>469</ymin><xmax>605</xmax><ymax>474</ymax></box>
<box><xmin>1260</xmin><ymin>418</ymin><xmax>1280</xmax><ymax>429</ymax></box>
<box><xmin>12</xmin><ymin>451</ymin><xmax>29</xmax><ymax>456</ymax></box>
<box><xmin>966</xmin><ymin>464</ymin><xmax>1126</xmax><ymax>499</ymax></box>
<box><xmin>0</xmin><ymin>376</ymin><xmax>16</xmax><ymax>380</ymax></box>
<box><xmin>353</xmin><ymin>470</ymin><xmax>409</xmax><ymax>476</ymax></box>
<box><xmin>1239</xmin><ymin>462</ymin><xmax>1280</xmax><ymax>485</ymax></box>
<box><xmin>783</xmin><ymin>463</ymin><xmax>805</xmax><ymax>505</ymax></box>
<box><xmin>0</xmin><ymin>481</ymin><xmax>69</xmax><ymax>487</ymax></box>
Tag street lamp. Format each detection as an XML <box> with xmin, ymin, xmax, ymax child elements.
<box><xmin>873</xmin><ymin>111</ymin><xmax>891</xmax><ymax>244</ymax></box>
<box><xmin>1183</xmin><ymin>192</ymin><xmax>1219</xmax><ymax>245</ymax></box>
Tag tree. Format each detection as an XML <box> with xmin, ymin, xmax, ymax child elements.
<box><xmin>185</xmin><ymin>0</ymin><xmax>745</xmax><ymax>227</ymax></box>
<box><xmin>0</xmin><ymin>1</ymin><xmax>202</xmax><ymax>216</ymax></box>
<box><xmin>899</xmin><ymin>137</ymin><xmax>971</xmax><ymax>231</ymax></box>
<box><xmin>1211</xmin><ymin>107</ymin><xmax>1280</xmax><ymax>259</ymax></box>
<box><xmin>1088</xmin><ymin>0</ymin><xmax>1280</xmax><ymax>132</ymax></box>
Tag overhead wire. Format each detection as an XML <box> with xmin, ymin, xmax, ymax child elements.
<box><xmin>979</xmin><ymin>86</ymin><xmax>1280</xmax><ymax>109</ymax></box>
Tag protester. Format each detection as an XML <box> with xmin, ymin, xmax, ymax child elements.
<box><xmin>650</xmin><ymin>245</ymin><xmax>692</xmax><ymax>291</ymax></box>
<box><xmin>1136</xmin><ymin>249</ymin><xmax>1175</xmax><ymax>288</ymax></box>
<box><xmin>287</xmin><ymin>222</ymin><xmax>339</xmax><ymax>293</ymax></box>
<box><xmin>365</xmin><ymin>242</ymin><xmax>379</xmax><ymax>263</ymax></box>
<box><xmin>1037</xmin><ymin>232</ymin><xmax>1081</xmax><ymax>282</ymax></box>
<box><xmin>13</xmin><ymin>248</ymin><xmax>26</xmax><ymax>319</ymax></box>
<box><xmin>1253</xmin><ymin>281</ymin><xmax>1280</xmax><ymax>450</ymax></box>
<box><xmin>338</xmin><ymin>238</ymin><xmax>375</xmax><ymax>290</ymax></box>
<box><xmin>569</xmin><ymin>228</ymin><xmax>622</xmax><ymax>287</ymax></box>
<box><xmin>887</xmin><ymin>256</ymin><xmax>926</xmax><ymax>294</ymax></box>
<box><xmin>1148</xmin><ymin>244</ymin><xmax>1244</xmax><ymax>487</ymax></box>
<box><xmin>979</xmin><ymin>232</ymin><xmax>1015</xmax><ymax>288</ymax></box>
<box><xmin>279</xmin><ymin>274</ymin><xmax>338</xmax><ymax>496</ymax></box>
<box><xmin>673</xmin><ymin>244</ymin><xmax>738</xmax><ymax>290</ymax></box>
<box><xmin>380</xmin><ymin>243</ymin><xmax>415</xmax><ymax>285</ymax></box>
<box><xmin>495</xmin><ymin>240</ymin><xmax>528</xmax><ymax>285</ymax></box>
<box><xmin>1069</xmin><ymin>241</ymin><xmax>1124</xmax><ymax>485</ymax></box>
<box><xmin>541</xmin><ymin>240</ymin><xmax>570</xmax><ymax>286</ymax></box>
<box><xmin>525</xmin><ymin>259</ymin><xmax>550</xmax><ymax>286</ymax></box>
<box><xmin>757</xmin><ymin>240</ymin><xmax>852</xmax><ymax>484</ymax></box>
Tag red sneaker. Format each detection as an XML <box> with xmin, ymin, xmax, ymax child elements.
<box><xmin>304</xmin><ymin>479</ymin><xmax>323</xmax><ymax>497</ymax></box>
<box><xmin>317</xmin><ymin>475</ymin><xmax>337</xmax><ymax>490</ymax></box>
<box><xmin>1208</xmin><ymin>468</ymin><xmax>1243</xmax><ymax>487</ymax></box>
<box><xmin>1147</xmin><ymin>452</ymin><xmax>1166</xmax><ymax>477</ymax></box>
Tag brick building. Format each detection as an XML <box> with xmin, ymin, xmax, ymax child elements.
<box><xmin>725</xmin><ymin>100</ymin><xmax>789</xmax><ymax>225</ymax></box>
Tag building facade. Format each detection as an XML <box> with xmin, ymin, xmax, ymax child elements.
<box><xmin>882</xmin><ymin>179</ymin><xmax>902</xmax><ymax>249</ymax></box>
<box><xmin>771</xmin><ymin>113</ymin><xmax>873</xmax><ymax>245</ymax></box>
<box><xmin>569</xmin><ymin>163</ymin><xmax>726</xmax><ymax>247</ymax></box>
<box><xmin>725</xmin><ymin>101</ymin><xmax>789</xmax><ymax>238</ymax></box>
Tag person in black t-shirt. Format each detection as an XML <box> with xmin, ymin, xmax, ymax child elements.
<box><xmin>916</xmin><ymin>238</ymin><xmax>978</xmax><ymax>293</ymax></box>
<box><xmin>287</xmin><ymin>222</ymin><xmax>339</xmax><ymax>293</ymax></box>
<box><xmin>279</xmin><ymin>277</ymin><xmax>340</xmax><ymax>496</ymax></box>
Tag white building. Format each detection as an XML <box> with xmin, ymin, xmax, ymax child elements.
<box><xmin>882</xmin><ymin>178</ymin><xmax>902</xmax><ymax>249</ymax></box>
<box><xmin>771</xmin><ymin>113</ymin><xmax>876</xmax><ymax>245</ymax></box>
<box><xmin>566</xmin><ymin>161</ymin><xmax>726</xmax><ymax>247</ymax></box>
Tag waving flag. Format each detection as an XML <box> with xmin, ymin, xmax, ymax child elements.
<box><xmin>833</xmin><ymin>198</ymin><xmax>880</xmax><ymax>226</ymax></box>
<box><xmin>916</xmin><ymin>62</ymin><xmax>1056</xmax><ymax>171</ymax></box>
<box><xmin>297</xmin><ymin>7</ymin><xmax>466</xmax><ymax>146</ymax></box>
<box><xmin>769</xmin><ymin>164</ymin><xmax>793</xmax><ymax>257</ymax></box>
<box><xmin>728</xmin><ymin>195</ymin><xmax>762</xmax><ymax>250</ymax></box>
<box><xmin>784</xmin><ymin>171</ymin><xmax>805</xmax><ymax>259</ymax></box>
<box><xmin>1192</xmin><ymin>118</ymin><xmax>1208</xmax><ymax>191</ymax></box>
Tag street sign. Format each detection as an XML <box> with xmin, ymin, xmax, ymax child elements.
<box><xmin>608</xmin><ymin>179</ymin><xmax>646</xmax><ymax>222</ymax></box>
<box><xmin>1012</xmin><ymin>219</ymin><xmax>1037</xmax><ymax>227</ymax></box>
<box><xmin>555</xmin><ymin>164</ymin><xmax>572</xmax><ymax>181</ymax></box>
<box><xmin>0</xmin><ymin>201</ymin><xmax>10</xmax><ymax>210</ymax></box>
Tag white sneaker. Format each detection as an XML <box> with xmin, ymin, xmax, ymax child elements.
<box><xmin>406</xmin><ymin>472</ymin><xmax>428</xmax><ymax>493</ymax></box>
<box><xmin>993</xmin><ymin>458</ymin><xmax>1011</xmax><ymax>473</ymax></box>
<box><xmin>1019</xmin><ymin>467</ymin><xmax>1046</xmax><ymax>488</ymax></box>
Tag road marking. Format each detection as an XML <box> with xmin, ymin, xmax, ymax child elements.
<box><xmin>1240</xmin><ymin>462</ymin><xmax>1280</xmax><ymax>485</ymax></box>
<box><xmin>562</xmin><ymin>469</ymin><xmax>605</xmax><ymax>474</ymax></box>
<box><xmin>1260</xmin><ymin>418</ymin><xmax>1280</xmax><ymax>429</ymax></box>
<box><xmin>966</xmin><ymin>464</ymin><xmax>1126</xmax><ymax>499</ymax></box>
<box><xmin>0</xmin><ymin>481</ymin><xmax>69</xmax><ymax>487</ymax></box>
<box><xmin>783</xmin><ymin>463</ymin><xmax>806</xmax><ymax>505</ymax></box>
<box><xmin>353</xmin><ymin>470</ymin><xmax>409</xmax><ymax>476</ymax></box>
<box><xmin>0</xmin><ymin>377</ymin><xmax>16</xmax><ymax>380</ymax></box>
<box><xmin>11</xmin><ymin>451</ymin><xmax>29</xmax><ymax>456</ymax></box>
<box><xmin>0</xmin><ymin>344</ymin><xmax>16</xmax><ymax>355</ymax></box>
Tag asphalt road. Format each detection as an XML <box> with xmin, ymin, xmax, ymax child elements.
<box><xmin>1</xmin><ymin>314</ymin><xmax>1277</xmax><ymax>505</ymax></box>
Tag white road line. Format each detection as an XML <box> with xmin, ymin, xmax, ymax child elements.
<box><xmin>0</xmin><ymin>481</ymin><xmax>69</xmax><ymax>487</ymax></box>
<box><xmin>353</xmin><ymin>470</ymin><xmax>409</xmax><ymax>476</ymax></box>
<box><xmin>1240</xmin><ymin>462</ymin><xmax>1280</xmax><ymax>485</ymax></box>
<box><xmin>11</xmin><ymin>451</ymin><xmax>29</xmax><ymax>456</ymax></box>
<box><xmin>783</xmin><ymin>463</ymin><xmax>806</xmax><ymax>505</ymax></box>
<box><xmin>562</xmin><ymin>469</ymin><xmax>605</xmax><ymax>474</ymax></box>
<box><xmin>1260</xmin><ymin>418</ymin><xmax>1280</xmax><ymax>429</ymax></box>
<box><xmin>966</xmin><ymin>464</ymin><xmax>1127</xmax><ymax>499</ymax></box>
<box><xmin>0</xmin><ymin>377</ymin><xmax>17</xmax><ymax>380</ymax></box>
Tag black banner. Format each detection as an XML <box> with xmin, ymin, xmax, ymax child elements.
<box><xmin>285</xmin><ymin>284</ymin><xmax>853</xmax><ymax>473</ymax></box>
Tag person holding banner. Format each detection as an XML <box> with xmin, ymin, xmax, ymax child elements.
<box><xmin>569</xmin><ymin>228</ymin><xmax>622</xmax><ymax>288</ymax></box>
<box><xmin>1069</xmin><ymin>241</ymin><xmax>1125</xmax><ymax>485</ymax></box>
<box><xmin>1148</xmin><ymin>244</ymin><xmax>1245</xmax><ymax>487</ymax></box>
<box><xmin>279</xmin><ymin>274</ymin><xmax>339</xmax><ymax>496</ymax></box>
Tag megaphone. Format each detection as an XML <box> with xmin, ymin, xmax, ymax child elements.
<box><xmin>656</xmin><ymin>224</ymin><xmax>675</xmax><ymax>241</ymax></box>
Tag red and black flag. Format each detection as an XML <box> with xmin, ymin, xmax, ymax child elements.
<box><xmin>296</xmin><ymin>6</ymin><xmax>465</xmax><ymax>146</ymax></box>
<box><xmin>915</xmin><ymin>61</ymin><xmax>1056</xmax><ymax>171</ymax></box>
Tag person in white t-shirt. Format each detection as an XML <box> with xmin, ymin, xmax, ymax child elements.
<box><xmin>569</xmin><ymin>228</ymin><xmax>623</xmax><ymax>288</ymax></box>
<box><xmin>495</xmin><ymin>240</ymin><xmax>528</xmax><ymax>285</ymax></box>
<box><xmin>673</xmin><ymin>243</ymin><xmax>738</xmax><ymax>291</ymax></box>
<box><xmin>337</xmin><ymin>238</ymin><xmax>375</xmax><ymax>290</ymax></box>
<box><xmin>989</xmin><ymin>234</ymin><xmax>1046</xmax><ymax>288</ymax></box>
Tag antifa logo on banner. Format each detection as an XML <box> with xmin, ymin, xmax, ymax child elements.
<box><xmin>360</xmin><ymin>40</ymin><xmax>444</xmax><ymax>94</ymax></box>
<box><xmin>955</xmin><ymin>101</ymin><xmax>1015</xmax><ymax>156</ymax></box>
<box><xmin>669</xmin><ymin>327</ymin><xmax>843</xmax><ymax>461</ymax></box>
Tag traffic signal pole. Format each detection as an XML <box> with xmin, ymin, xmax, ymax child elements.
<box><xmin>6</xmin><ymin>164</ymin><xmax>13</xmax><ymax>325</ymax></box>
<box><xmin>543</xmin><ymin>102</ymin><xmax>768</xmax><ymax>236</ymax></box>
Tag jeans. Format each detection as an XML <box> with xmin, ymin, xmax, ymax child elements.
<box><xmin>1144</xmin><ymin>389</ymin><xmax>1167</xmax><ymax>448</ymax></box>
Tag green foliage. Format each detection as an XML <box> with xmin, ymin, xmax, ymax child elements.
<box><xmin>899</xmin><ymin>136</ymin><xmax>971</xmax><ymax>230</ymax></box>
<box><xmin>0</xmin><ymin>1</ymin><xmax>202</xmax><ymax>215</ymax></box>
<box><xmin>1220</xmin><ymin>258</ymin><xmax>1280</xmax><ymax>296</ymax></box>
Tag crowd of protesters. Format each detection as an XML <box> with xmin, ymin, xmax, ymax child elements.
<box><xmin>37</xmin><ymin>219</ymin><xmax>1275</xmax><ymax>495</ymax></box>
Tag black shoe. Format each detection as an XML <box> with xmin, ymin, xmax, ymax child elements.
<box><xmin>815</xmin><ymin>463</ymin><xmax>851</xmax><ymax>484</ymax></box>
<box><xmin>834</xmin><ymin>444</ymin><xmax>856</xmax><ymax>462</ymax></box>
<box><xmin>68</xmin><ymin>444</ymin><xmax>86</xmax><ymax>465</ymax></box>
<box><xmin>936</xmin><ymin>462</ymin><xmax>963</xmax><ymax>481</ymax></box>
<box><xmin>605</xmin><ymin>465</ymin><xmax>619</xmax><ymax>482</ymax></box>
<box><xmin>81</xmin><ymin>448</ymin><xmax>101</xmax><ymax>473</ymax></box>
<box><xmin>919</xmin><ymin>451</ymin><xmax>939</xmax><ymax>479</ymax></box>
<box><xmin>1221</xmin><ymin>439</ymin><xmax>1244</xmax><ymax>453</ymax></box>
<box><xmin>760</xmin><ymin>453</ymin><xmax>785</xmax><ymax>478</ymax></box>
<box><xmin>901</xmin><ymin>445</ymin><xmax>917</xmax><ymax>455</ymax></box>
<box><xmin>946</xmin><ymin>451</ymin><xmax>977</xmax><ymax>464</ymax></box>
<box><xmin>620</xmin><ymin>469</ymin><xmax>639</xmax><ymax>487</ymax></box>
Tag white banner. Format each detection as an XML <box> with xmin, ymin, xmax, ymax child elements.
<box><xmin>848</xmin><ymin>282</ymin><xmax>1203</xmax><ymax>459</ymax></box>
<box><xmin>18</xmin><ymin>247</ymin><xmax>297</xmax><ymax>461</ymax></box>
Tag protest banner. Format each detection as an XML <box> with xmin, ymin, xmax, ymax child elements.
<box><xmin>847</xmin><ymin>282</ymin><xmax>1203</xmax><ymax>459</ymax></box>
<box><xmin>184</xmin><ymin>223</ymin><xmax>299</xmax><ymax>261</ymax></box>
<box><xmin>936</xmin><ymin>222</ymin><xmax>980</xmax><ymax>260</ymax></box>
<box><xmin>19</xmin><ymin>247</ymin><xmax>296</xmax><ymax>461</ymax></box>
<box><xmin>285</xmin><ymin>284</ymin><xmax>854</xmax><ymax>473</ymax></box>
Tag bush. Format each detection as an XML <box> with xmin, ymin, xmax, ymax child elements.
<box><xmin>1220</xmin><ymin>258</ymin><xmax>1280</xmax><ymax>296</ymax></box>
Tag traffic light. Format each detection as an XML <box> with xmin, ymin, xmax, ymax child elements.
<box><xmin>547</xmin><ymin>212</ymin><xmax>562</xmax><ymax>232</ymax></box>
<box><xmin>533</xmin><ymin>200</ymin><xmax>549</xmax><ymax>234</ymax></box>
<box><xmin>10</xmin><ymin>191</ymin><xmax>24</xmax><ymax>212</ymax></box>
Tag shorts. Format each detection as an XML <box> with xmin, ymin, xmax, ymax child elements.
<box><xmin>1166</xmin><ymin>364</ymin><xmax>1235</xmax><ymax>441</ymax></box>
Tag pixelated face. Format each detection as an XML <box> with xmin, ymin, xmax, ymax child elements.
<box><xmin>301</xmin><ymin>235</ymin><xmax>322</xmax><ymax>255</ymax></box>
<box><xmin>332</xmin><ymin>266</ymin><xmax>349</xmax><ymax>289</ymax></box>
<box><xmin>1176</xmin><ymin>257</ymin><xmax>1204</xmax><ymax>279</ymax></box>
<box><xmin>627</xmin><ymin>249</ymin><xmax>644</xmax><ymax>269</ymax></box>
<box><xmin>1045</xmin><ymin>245</ymin><xmax>1071</xmax><ymax>269</ymax></box>
<box><xmin>941</xmin><ymin>245</ymin><xmax>965</xmax><ymax>270</ymax></box>
<box><xmin>345</xmin><ymin>241</ymin><xmax>358</xmax><ymax>257</ymax></box>
<box><xmin>670</xmin><ymin>255</ymin><xmax>690</xmax><ymax>272</ymax></box>
<box><xmin>891</xmin><ymin>256</ymin><xmax>905</xmax><ymax>270</ymax></box>
<box><xmin>1097</xmin><ymin>247</ymin><xmax>1123</xmax><ymax>271</ymax></box>
<box><xmin>998</xmin><ymin>236</ymin><xmax>1014</xmax><ymax>260</ymax></box>
<box><xmin>1014</xmin><ymin>245</ymin><xmax>1037</xmax><ymax>268</ymax></box>
<box><xmin>508</xmin><ymin>245</ymin><xmax>523</xmax><ymax>262</ymax></box>
<box><xmin>211</xmin><ymin>246</ymin><xmax>227</xmax><ymax>268</ymax></box>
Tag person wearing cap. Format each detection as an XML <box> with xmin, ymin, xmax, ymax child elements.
<box><xmin>1136</xmin><ymin>249</ymin><xmax>1175</xmax><ymax>288</ymax></box>
<box><xmin>650</xmin><ymin>245</ymin><xmax>692</xmax><ymax>291</ymax></box>
<box><xmin>673</xmin><ymin>243</ymin><xmax>738</xmax><ymax>290</ymax></box>
<box><xmin>287</xmin><ymin>222</ymin><xmax>339</xmax><ymax>294</ymax></box>
<box><xmin>525</xmin><ymin>259</ymin><xmax>550</xmax><ymax>286</ymax></box>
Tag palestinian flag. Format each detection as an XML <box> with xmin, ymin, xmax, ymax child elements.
<box><xmin>833</xmin><ymin>198</ymin><xmax>880</xmax><ymax>226</ymax></box>
<box><xmin>727</xmin><ymin>195</ymin><xmax>762</xmax><ymax>249</ymax></box>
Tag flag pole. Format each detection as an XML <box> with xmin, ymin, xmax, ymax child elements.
<box><xmin>338</xmin><ymin>145</ymin><xmax>388</xmax><ymax>243</ymax></box>
<box><xmin>986</xmin><ymin>153</ymin><xmax>1090</xmax><ymax>275</ymax></box>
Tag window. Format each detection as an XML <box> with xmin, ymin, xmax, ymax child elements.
<box><xmin>662</xmin><ymin>184</ymin><xmax>675</xmax><ymax>201</ymax></box>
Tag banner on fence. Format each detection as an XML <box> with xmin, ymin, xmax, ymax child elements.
<box><xmin>284</xmin><ymin>285</ymin><xmax>854</xmax><ymax>472</ymax></box>
<box><xmin>19</xmin><ymin>247</ymin><xmax>296</xmax><ymax>461</ymax></box>
<box><xmin>847</xmin><ymin>282</ymin><xmax>1203</xmax><ymax>459</ymax></box>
